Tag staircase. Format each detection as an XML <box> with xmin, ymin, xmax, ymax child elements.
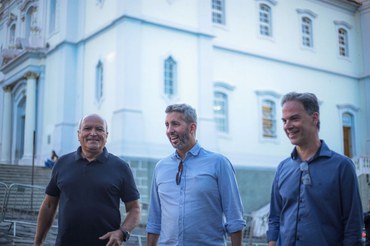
<box><xmin>0</xmin><ymin>164</ymin><xmax>148</xmax><ymax>245</ymax></box>
<box><xmin>0</xmin><ymin>164</ymin><xmax>52</xmax><ymax>186</ymax></box>
<box><xmin>0</xmin><ymin>164</ymin><xmax>53</xmax><ymax>245</ymax></box>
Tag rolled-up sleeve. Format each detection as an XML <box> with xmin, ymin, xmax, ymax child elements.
<box><xmin>146</xmin><ymin>171</ymin><xmax>162</xmax><ymax>234</ymax></box>
<box><xmin>219</xmin><ymin>158</ymin><xmax>246</xmax><ymax>233</ymax></box>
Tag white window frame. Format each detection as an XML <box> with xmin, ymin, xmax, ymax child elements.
<box><xmin>334</xmin><ymin>20</ymin><xmax>351</xmax><ymax>59</ymax></box>
<box><xmin>213</xmin><ymin>82</ymin><xmax>235</xmax><ymax>135</ymax></box>
<box><xmin>337</xmin><ymin>104</ymin><xmax>359</xmax><ymax>158</ymax></box>
<box><xmin>261</xmin><ymin>99</ymin><xmax>277</xmax><ymax>139</ymax></box>
<box><xmin>256</xmin><ymin>0</ymin><xmax>277</xmax><ymax>40</ymax></box>
<box><xmin>164</xmin><ymin>56</ymin><xmax>177</xmax><ymax>98</ymax></box>
<box><xmin>212</xmin><ymin>0</ymin><xmax>226</xmax><ymax>25</ymax></box>
<box><xmin>259</xmin><ymin>4</ymin><xmax>272</xmax><ymax>37</ymax></box>
<box><xmin>296</xmin><ymin>9</ymin><xmax>317</xmax><ymax>50</ymax></box>
<box><xmin>95</xmin><ymin>60</ymin><xmax>104</xmax><ymax>103</ymax></box>
<box><xmin>338</xmin><ymin>28</ymin><xmax>348</xmax><ymax>57</ymax></box>
<box><xmin>255</xmin><ymin>90</ymin><xmax>281</xmax><ymax>143</ymax></box>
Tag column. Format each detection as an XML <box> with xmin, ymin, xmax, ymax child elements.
<box><xmin>1</xmin><ymin>86</ymin><xmax>12</xmax><ymax>162</ymax></box>
<box><xmin>22</xmin><ymin>72</ymin><xmax>37</xmax><ymax>162</ymax></box>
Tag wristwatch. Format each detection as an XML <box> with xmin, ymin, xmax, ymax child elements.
<box><xmin>120</xmin><ymin>228</ymin><xmax>130</xmax><ymax>242</ymax></box>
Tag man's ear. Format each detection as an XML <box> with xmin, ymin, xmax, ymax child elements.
<box><xmin>312</xmin><ymin>112</ymin><xmax>319</xmax><ymax>126</ymax></box>
<box><xmin>190</xmin><ymin>123</ymin><xmax>197</xmax><ymax>135</ymax></box>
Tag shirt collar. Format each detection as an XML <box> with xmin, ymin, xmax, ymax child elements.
<box><xmin>291</xmin><ymin>140</ymin><xmax>332</xmax><ymax>162</ymax></box>
<box><xmin>75</xmin><ymin>146</ymin><xmax>109</xmax><ymax>163</ymax></box>
<box><xmin>172</xmin><ymin>141</ymin><xmax>201</xmax><ymax>160</ymax></box>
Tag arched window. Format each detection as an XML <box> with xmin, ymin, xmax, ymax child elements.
<box><xmin>164</xmin><ymin>56</ymin><xmax>177</xmax><ymax>97</ymax></box>
<box><xmin>342</xmin><ymin>112</ymin><xmax>354</xmax><ymax>158</ymax></box>
<box><xmin>259</xmin><ymin>4</ymin><xmax>271</xmax><ymax>37</ymax></box>
<box><xmin>214</xmin><ymin>92</ymin><xmax>229</xmax><ymax>133</ymax></box>
<box><xmin>337</xmin><ymin>104</ymin><xmax>358</xmax><ymax>158</ymax></box>
<box><xmin>9</xmin><ymin>24</ymin><xmax>16</xmax><ymax>47</ymax></box>
<box><xmin>212</xmin><ymin>0</ymin><xmax>225</xmax><ymax>25</ymax></box>
<box><xmin>338</xmin><ymin>28</ymin><xmax>348</xmax><ymax>57</ymax></box>
<box><xmin>302</xmin><ymin>17</ymin><xmax>313</xmax><ymax>48</ymax></box>
<box><xmin>25</xmin><ymin>7</ymin><xmax>36</xmax><ymax>38</ymax></box>
<box><xmin>296</xmin><ymin>9</ymin><xmax>317</xmax><ymax>49</ymax></box>
<box><xmin>262</xmin><ymin>99</ymin><xmax>276</xmax><ymax>138</ymax></box>
<box><xmin>95</xmin><ymin>60</ymin><xmax>104</xmax><ymax>102</ymax></box>
<box><xmin>256</xmin><ymin>90</ymin><xmax>280</xmax><ymax>141</ymax></box>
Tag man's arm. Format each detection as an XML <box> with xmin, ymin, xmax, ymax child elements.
<box><xmin>121</xmin><ymin>199</ymin><xmax>141</xmax><ymax>232</ymax></box>
<box><xmin>99</xmin><ymin>199</ymin><xmax>141</xmax><ymax>245</ymax></box>
<box><xmin>34</xmin><ymin>195</ymin><xmax>59</xmax><ymax>246</ymax></box>
<box><xmin>230</xmin><ymin>230</ymin><xmax>243</xmax><ymax>246</ymax></box>
<box><xmin>267</xmin><ymin>169</ymin><xmax>282</xmax><ymax>244</ymax></box>
<box><xmin>147</xmin><ymin>233</ymin><xmax>160</xmax><ymax>246</ymax></box>
<box><xmin>341</xmin><ymin>160</ymin><xmax>363</xmax><ymax>245</ymax></box>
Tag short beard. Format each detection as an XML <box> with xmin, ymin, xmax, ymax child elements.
<box><xmin>172</xmin><ymin>130</ymin><xmax>190</xmax><ymax>151</ymax></box>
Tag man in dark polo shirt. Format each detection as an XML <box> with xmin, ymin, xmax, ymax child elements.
<box><xmin>34</xmin><ymin>114</ymin><xmax>141</xmax><ymax>246</ymax></box>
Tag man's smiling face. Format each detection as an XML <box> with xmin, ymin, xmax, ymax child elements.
<box><xmin>78</xmin><ymin>114</ymin><xmax>108</xmax><ymax>156</ymax></box>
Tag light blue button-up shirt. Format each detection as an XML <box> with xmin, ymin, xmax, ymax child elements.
<box><xmin>146</xmin><ymin>143</ymin><xmax>246</xmax><ymax>245</ymax></box>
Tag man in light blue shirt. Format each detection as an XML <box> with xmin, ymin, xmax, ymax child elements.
<box><xmin>146</xmin><ymin>104</ymin><xmax>246</xmax><ymax>246</ymax></box>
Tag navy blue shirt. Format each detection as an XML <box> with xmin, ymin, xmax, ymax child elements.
<box><xmin>267</xmin><ymin>141</ymin><xmax>363</xmax><ymax>246</ymax></box>
<box><xmin>46</xmin><ymin>147</ymin><xmax>140</xmax><ymax>246</ymax></box>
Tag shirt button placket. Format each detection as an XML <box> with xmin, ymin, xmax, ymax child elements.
<box><xmin>178</xmin><ymin>173</ymin><xmax>185</xmax><ymax>245</ymax></box>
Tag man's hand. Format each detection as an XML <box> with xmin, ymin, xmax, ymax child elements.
<box><xmin>268</xmin><ymin>241</ymin><xmax>276</xmax><ymax>246</ymax></box>
<box><xmin>99</xmin><ymin>229</ymin><xmax>123</xmax><ymax>246</ymax></box>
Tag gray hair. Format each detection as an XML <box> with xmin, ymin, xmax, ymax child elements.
<box><xmin>281</xmin><ymin>92</ymin><xmax>320</xmax><ymax>129</ymax></box>
<box><xmin>165</xmin><ymin>104</ymin><xmax>197</xmax><ymax>124</ymax></box>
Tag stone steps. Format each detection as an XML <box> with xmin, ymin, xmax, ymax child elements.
<box><xmin>0</xmin><ymin>164</ymin><xmax>54</xmax><ymax>245</ymax></box>
<box><xmin>0</xmin><ymin>164</ymin><xmax>52</xmax><ymax>186</ymax></box>
<box><xmin>0</xmin><ymin>164</ymin><xmax>149</xmax><ymax>245</ymax></box>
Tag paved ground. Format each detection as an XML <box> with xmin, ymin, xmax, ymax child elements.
<box><xmin>0</xmin><ymin>222</ymin><xmax>147</xmax><ymax>246</ymax></box>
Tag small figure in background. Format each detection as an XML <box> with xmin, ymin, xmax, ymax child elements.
<box><xmin>51</xmin><ymin>150</ymin><xmax>59</xmax><ymax>162</ymax></box>
<box><xmin>44</xmin><ymin>150</ymin><xmax>58</xmax><ymax>168</ymax></box>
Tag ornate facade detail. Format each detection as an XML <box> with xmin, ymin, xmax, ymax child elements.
<box><xmin>6</xmin><ymin>12</ymin><xmax>17</xmax><ymax>26</ymax></box>
<box><xmin>24</xmin><ymin>71</ymin><xmax>38</xmax><ymax>80</ymax></box>
<box><xmin>19</xmin><ymin>0</ymin><xmax>37</xmax><ymax>12</ymax></box>
<box><xmin>3</xmin><ymin>85</ymin><xmax>12</xmax><ymax>92</ymax></box>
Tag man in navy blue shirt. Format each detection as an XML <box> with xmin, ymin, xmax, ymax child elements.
<box><xmin>267</xmin><ymin>92</ymin><xmax>363</xmax><ymax>246</ymax></box>
<box><xmin>34</xmin><ymin>114</ymin><xmax>141</xmax><ymax>246</ymax></box>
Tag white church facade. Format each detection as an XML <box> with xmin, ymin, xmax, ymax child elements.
<box><xmin>0</xmin><ymin>0</ymin><xmax>369</xmax><ymax>212</ymax></box>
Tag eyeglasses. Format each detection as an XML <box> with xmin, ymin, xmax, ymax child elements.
<box><xmin>300</xmin><ymin>161</ymin><xmax>311</xmax><ymax>185</ymax></box>
<box><xmin>176</xmin><ymin>161</ymin><xmax>183</xmax><ymax>185</ymax></box>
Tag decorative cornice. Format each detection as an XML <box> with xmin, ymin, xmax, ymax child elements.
<box><xmin>214</xmin><ymin>81</ymin><xmax>235</xmax><ymax>91</ymax></box>
<box><xmin>6</xmin><ymin>12</ymin><xmax>17</xmax><ymax>26</ymax></box>
<box><xmin>311</xmin><ymin>0</ymin><xmax>361</xmax><ymax>13</ymax></box>
<box><xmin>25</xmin><ymin>71</ymin><xmax>38</xmax><ymax>79</ymax></box>
<box><xmin>3</xmin><ymin>84</ymin><xmax>12</xmax><ymax>92</ymax></box>
<box><xmin>359</xmin><ymin>0</ymin><xmax>370</xmax><ymax>11</ymax></box>
<box><xmin>19</xmin><ymin>0</ymin><xmax>37</xmax><ymax>12</ymax></box>
<box><xmin>255</xmin><ymin>90</ymin><xmax>281</xmax><ymax>98</ymax></box>
<box><xmin>296</xmin><ymin>9</ymin><xmax>318</xmax><ymax>18</ymax></box>
<box><xmin>256</xmin><ymin>0</ymin><xmax>278</xmax><ymax>6</ymax></box>
<box><xmin>336</xmin><ymin>104</ymin><xmax>360</xmax><ymax>112</ymax></box>
<box><xmin>334</xmin><ymin>20</ymin><xmax>352</xmax><ymax>29</ymax></box>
